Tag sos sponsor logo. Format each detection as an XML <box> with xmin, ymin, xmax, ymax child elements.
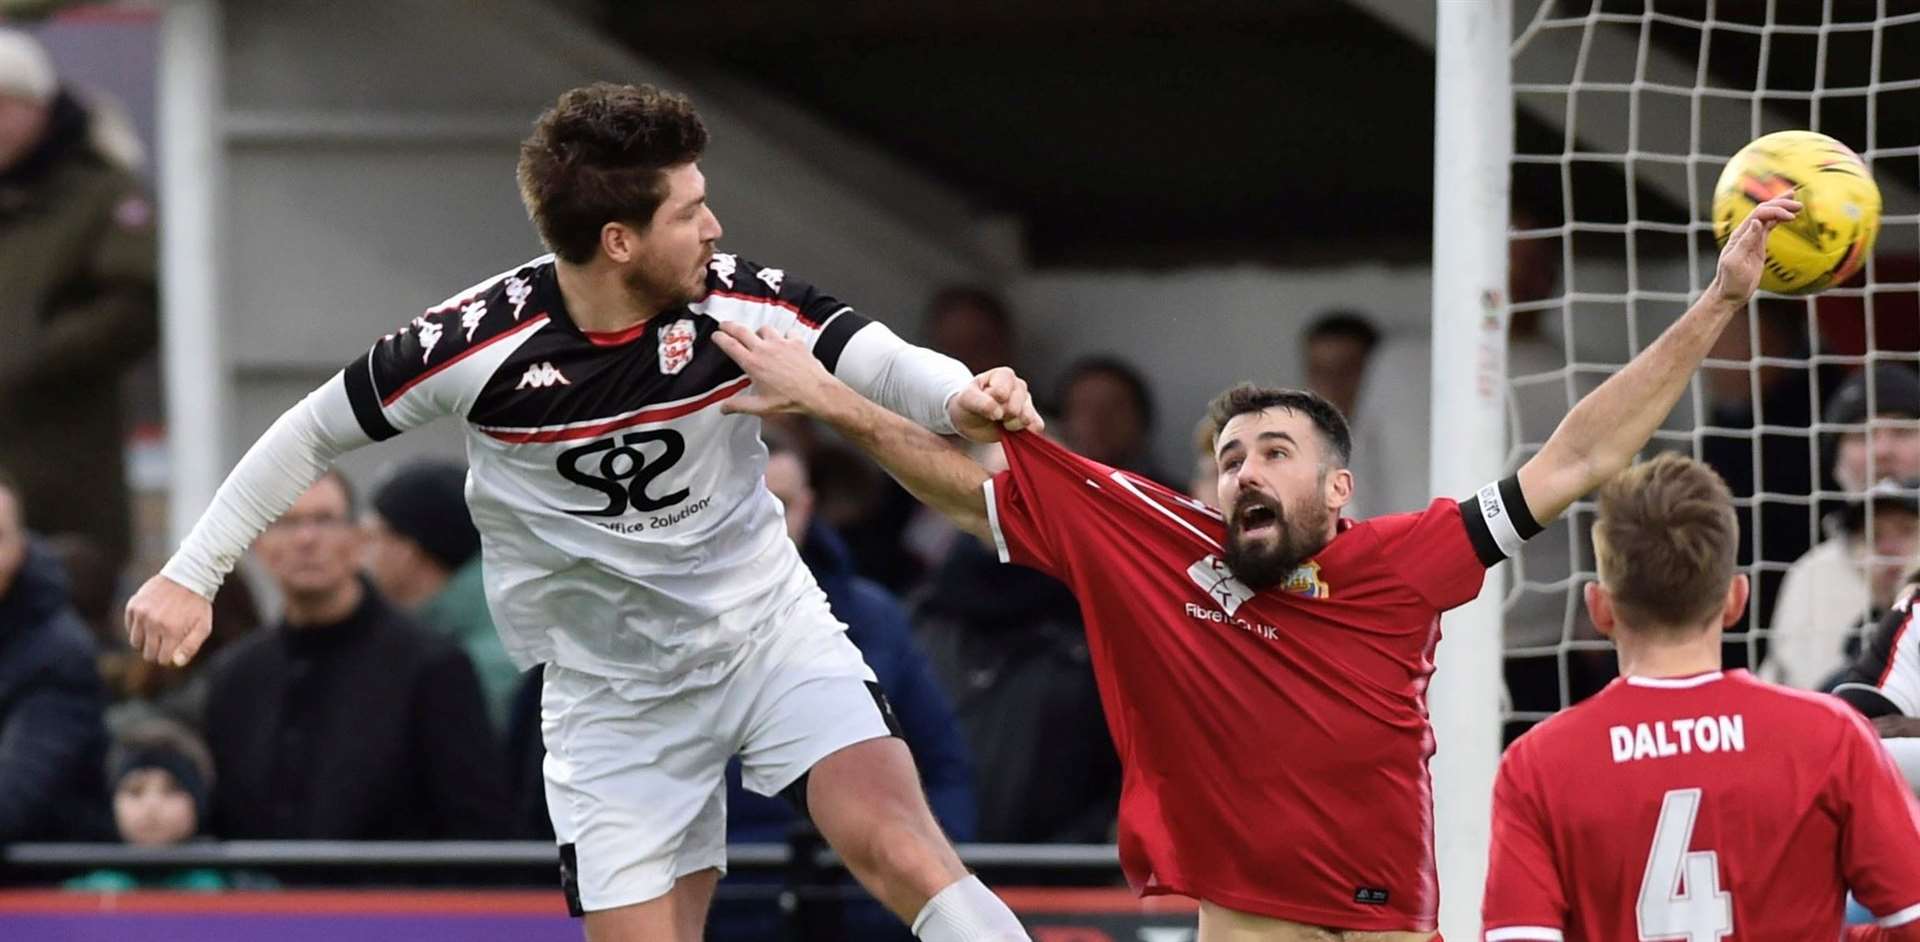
<box><xmin>557</xmin><ymin>431</ymin><xmax>689</xmax><ymax>517</ymax></box>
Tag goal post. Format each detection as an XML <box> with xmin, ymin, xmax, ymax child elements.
<box><xmin>1428</xmin><ymin>1</ymin><xmax>1513</xmax><ymax>938</ymax></box>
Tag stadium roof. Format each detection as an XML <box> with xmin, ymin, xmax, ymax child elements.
<box><xmin>606</xmin><ymin>0</ymin><xmax>1918</xmax><ymax>268</ymax></box>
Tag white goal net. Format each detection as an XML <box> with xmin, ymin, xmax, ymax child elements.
<box><xmin>1501</xmin><ymin>0</ymin><xmax>1920</xmax><ymax>738</ymax></box>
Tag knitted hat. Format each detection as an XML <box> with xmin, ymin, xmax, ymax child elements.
<box><xmin>0</xmin><ymin>29</ymin><xmax>55</xmax><ymax>105</ymax></box>
<box><xmin>371</xmin><ymin>461</ymin><xmax>481</xmax><ymax>570</ymax></box>
<box><xmin>1826</xmin><ymin>364</ymin><xmax>1920</xmax><ymax>426</ymax></box>
<box><xmin>108</xmin><ymin>718</ymin><xmax>216</xmax><ymax>831</ymax></box>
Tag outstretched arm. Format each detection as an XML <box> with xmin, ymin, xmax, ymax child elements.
<box><xmin>714</xmin><ymin>323</ymin><xmax>1002</xmax><ymax>541</ymax></box>
<box><xmin>126</xmin><ymin>375</ymin><xmax>373</xmax><ymax>666</ymax></box>
<box><xmin>1517</xmin><ymin>195</ymin><xmax>1801</xmax><ymax>523</ymax></box>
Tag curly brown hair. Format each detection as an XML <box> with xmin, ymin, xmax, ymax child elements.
<box><xmin>516</xmin><ymin>82</ymin><xmax>710</xmax><ymax>264</ymax></box>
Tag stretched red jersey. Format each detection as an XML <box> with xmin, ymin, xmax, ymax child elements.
<box><xmin>985</xmin><ymin>431</ymin><xmax>1536</xmax><ymax>930</ymax></box>
<box><xmin>1482</xmin><ymin>669</ymin><xmax>1920</xmax><ymax>941</ymax></box>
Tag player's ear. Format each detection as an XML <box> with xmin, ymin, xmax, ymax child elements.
<box><xmin>1721</xmin><ymin>573</ymin><xmax>1750</xmax><ymax>628</ymax></box>
<box><xmin>600</xmin><ymin>221</ymin><xmax>639</xmax><ymax>263</ymax></box>
<box><xmin>1584</xmin><ymin>581</ymin><xmax>1617</xmax><ymax>638</ymax></box>
<box><xmin>1324</xmin><ymin>466</ymin><xmax>1354</xmax><ymax>512</ymax></box>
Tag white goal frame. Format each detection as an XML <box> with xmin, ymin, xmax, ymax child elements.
<box><xmin>1430</xmin><ymin>2</ymin><xmax>1514</xmax><ymax>938</ymax></box>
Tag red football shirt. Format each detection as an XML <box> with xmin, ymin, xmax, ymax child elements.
<box><xmin>1482</xmin><ymin>670</ymin><xmax>1920</xmax><ymax>941</ymax></box>
<box><xmin>985</xmin><ymin>432</ymin><xmax>1527</xmax><ymax>930</ymax></box>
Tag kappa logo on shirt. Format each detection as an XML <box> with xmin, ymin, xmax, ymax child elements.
<box><xmin>1187</xmin><ymin>555</ymin><xmax>1255</xmax><ymax>616</ymax></box>
<box><xmin>516</xmin><ymin>362</ymin><xmax>571</xmax><ymax>390</ymax></box>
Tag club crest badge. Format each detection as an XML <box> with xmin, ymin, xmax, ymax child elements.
<box><xmin>659</xmin><ymin>319</ymin><xmax>697</xmax><ymax>375</ymax></box>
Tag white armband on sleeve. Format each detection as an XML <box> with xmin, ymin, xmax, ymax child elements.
<box><xmin>831</xmin><ymin>322</ymin><xmax>973</xmax><ymax>436</ymax></box>
<box><xmin>159</xmin><ymin>373</ymin><xmax>372</xmax><ymax>598</ymax></box>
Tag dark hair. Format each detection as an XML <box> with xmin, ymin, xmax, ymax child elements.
<box><xmin>1202</xmin><ymin>384</ymin><xmax>1353</xmax><ymax>468</ymax></box>
<box><xmin>517</xmin><ymin>82</ymin><xmax>710</xmax><ymax>264</ymax></box>
<box><xmin>926</xmin><ymin>285</ymin><xmax>1013</xmax><ymax>333</ymax></box>
<box><xmin>1303</xmin><ymin>310</ymin><xmax>1380</xmax><ymax>353</ymax></box>
<box><xmin>314</xmin><ymin>467</ymin><xmax>358</xmax><ymax>519</ymax></box>
<box><xmin>109</xmin><ymin>716</ymin><xmax>215</xmax><ymax>789</ymax></box>
<box><xmin>1059</xmin><ymin>356</ymin><xmax>1156</xmax><ymax>430</ymax></box>
<box><xmin>1592</xmin><ymin>453</ymin><xmax>1739</xmax><ymax>634</ymax></box>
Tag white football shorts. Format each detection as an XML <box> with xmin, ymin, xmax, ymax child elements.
<box><xmin>540</xmin><ymin>584</ymin><xmax>895</xmax><ymax>914</ymax></box>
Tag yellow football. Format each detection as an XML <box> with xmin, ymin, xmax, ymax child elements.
<box><xmin>1712</xmin><ymin>130</ymin><xmax>1881</xmax><ymax>295</ymax></box>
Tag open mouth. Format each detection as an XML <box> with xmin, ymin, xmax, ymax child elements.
<box><xmin>1237</xmin><ymin>504</ymin><xmax>1279</xmax><ymax>538</ymax></box>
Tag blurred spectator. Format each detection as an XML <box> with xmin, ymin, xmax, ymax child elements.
<box><xmin>0</xmin><ymin>465</ymin><xmax>110</xmax><ymax>842</ymax></box>
<box><xmin>203</xmin><ymin>471</ymin><xmax>508</xmax><ymax>840</ymax></box>
<box><xmin>1057</xmin><ymin>355</ymin><xmax>1171</xmax><ymax>487</ymax></box>
<box><xmin>1760</xmin><ymin>365</ymin><xmax>1920</xmax><ymax>692</ymax></box>
<box><xmin>1187</xmin><ymin>416</ymin><xmax>1221</xmax><ymax>511</ymax></box>
<box><xmin>363</xmin><ymin>461</ymin><xmax>517</xmax><ymax>733</ymax></box>
<box><xmin>712</xmin><ymin>436</ymin><xmax>975</xmax><ymax>942</ymax></box>
<box><xmin>1825</xmin><ymin>364</ymin><xmax>1920</xmax><ymax>493</ymax></box>
<box><xmin>65</xmin><ymin>717</ymin><xmax>273</xmax><ymax>892</ymax></box>
<box><xmin>0</xmin><ymin>29</ymin><xmax>158</xmax><ymax>579</ymax></box>
<box><xmin>925</xmin><ymin>285</ymin><xmax>1015</xmax><ymax>377</ymax></box>
<box><xmin>1700</xmin><ymin>304</ymin><xmax>1833</xmax><ymax>642</ymax></box>
<box><xmin>915</xmin><ymin>539</ymin><xmax>1119</xmax><ymax>842</ymax></box>
<box><xmin>817</xmin><ymin>437</ymin><xmax>934</xmax><ymax>593</ymax></box>
<box><xmin>1300</xmin><ymin>310</ymin><xmax>1380</xmax><ymax>418</ymax></box>
<box><xmin>914</xmin><ymin>443</ymin><xmax>1120</xmax><ymax>843</ymax></box>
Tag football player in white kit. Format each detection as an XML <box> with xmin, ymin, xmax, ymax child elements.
<box><xmin>125</xmin><ymin>83</ymin><xmax>1038</xmax><ymax>942</ymax></box>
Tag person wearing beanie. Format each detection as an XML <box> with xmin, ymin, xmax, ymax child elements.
<box><xmin>1825</xmin><ymin>364</ymin><xmax>1920</xmax><ymax>492</ymax></box>
<box><xmin>64</xmin><ymin>717</ymin><xmax>277</xmax><ymax>892</ymax></box>
<box><xmin>0</xmin><ymin>28</ymin><xmax>157</xmax><ymax>581</ymax></box>
<box><xmin>363</xmin><ymin>460</ymin><xmax>517</xmax><ymax>732</ymax></box>
<box><xmin>1762</xmin><ymin>364</ymin><xmax>1920</xmax><ymax>690</ymax></box>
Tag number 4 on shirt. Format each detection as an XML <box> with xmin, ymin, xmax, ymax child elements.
<box><xmin>1637</xmin><ymin>788</ymin><xmax>1734</xmax><ymax>942</ymax></box>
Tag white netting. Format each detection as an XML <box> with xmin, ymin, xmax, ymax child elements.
<box><xmin>1502</xmin><ymin>0</ymin><xmax>1920</xmax><ymax>737</ymax></box>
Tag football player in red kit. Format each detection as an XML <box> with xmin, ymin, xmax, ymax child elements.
<box><xmin>1480</xmin><ymin>454</ymin><xmax>1920</xmax><ymax>942</ymax></box>
<box><xmin>711</xmin><ymin>195</ymin><xmax>1799</xmax><ymax>941</ymax></box>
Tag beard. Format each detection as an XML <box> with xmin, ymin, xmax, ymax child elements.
<box><xmin>622</xmin><ymin>248</ymin><xmax>710</xmax><ymax>312</ymax></box>
<box><xmin>1223</xmin><ymin>489</ymin><xmax>1333</xmax><ymax>590</ymax></box>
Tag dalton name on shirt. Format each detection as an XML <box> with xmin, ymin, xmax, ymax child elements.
<box><xmin>1609</xmin><ymin>714</ymin><xmax>1747</xmax><ymax>763</ymax></box>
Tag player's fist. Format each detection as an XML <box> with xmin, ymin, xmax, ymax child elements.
<box><xmin>949</xmin><ymin>367</ymin><xmax>1044</xmax><ymax>443</ymax></box>
<box><xmin>1712</xmin><ymin>194</ymin><xmax>1803</xmax><ymax>306</ymax></box>
<box><xmin>125</xmin><ymin>574</ymin><xmax>212</xmax><ymax>667</ymax></box>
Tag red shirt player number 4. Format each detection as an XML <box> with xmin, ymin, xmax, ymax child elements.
<box><xmin>1482</xmin><ymin>670</ymin><xmax>1920</xmax><ymax>941</ymax></box>
<box><xmin>986</xmin><ymin>431</ymin><xmax>1527</xmax><ymax>930</ymax></box>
